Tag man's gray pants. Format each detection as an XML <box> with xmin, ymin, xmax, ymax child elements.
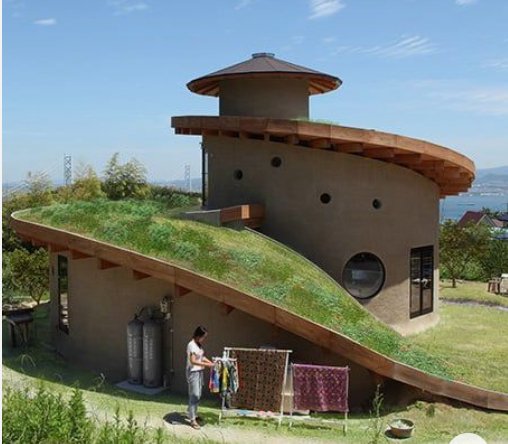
<box><xmin>187</xmin><ymin>370</ymin><xmax>203</xmax><ymax>421</ymax></box>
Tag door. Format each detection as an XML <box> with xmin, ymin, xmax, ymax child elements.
<box><xmin>410</xmin><ymin>246</ymin><xmax>434</xmax><ymax>318</ymax></box>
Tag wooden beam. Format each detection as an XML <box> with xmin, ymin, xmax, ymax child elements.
<box><xmin>219</xmin><ymin>302</ymin><xmax>235</xmax><ymax>316</ymax></box>
<box><xmin>132</xmin><ymin>270</ymin><xmax>151</xmax><ymax>281</ymax></box>
<box><xmin>284</xmin><ymin>134</ymin><xmax>299</xmax><ymax>145</ymax></box>
<box><xmin>336</xmin><ymin>143</ymin><xmax>364</xmax><ymax>154</ymax></box>
<box><xmin>393</xmin><ymin>153</ymin><xmax>422</xmax><ymax>165</ymax></box>
<box><xmin>70</xmin><ymin>249</ymin><xmax>92</xmax><ymax>260</ymax></box>
<box><xmin>175</xmin><ymin>284</ymin><xmax>192</xmax><ymax>298</ymax></box>
<box><xmin>98</xmin><ymin>259</ymin><xmax>120</xmax><ymax>270</ymax></box>
<box><xmin>48</xmin><ymin>244</ymin><xmax>67</xmax><ymax>253</ymax></box>
<box><xmin>309</xmin><ymin>138</ymin><xmax>331</xmax><ymax>149</ymax></box>
<box><xmin>362</xmin><ymin>147</ymin><xmax>395</xmax><ymax>159</ymax></box>
<box><xmin>31</xmin><ymin>238</ymin><xmax>47</xmax><ymax>248</ymax></box>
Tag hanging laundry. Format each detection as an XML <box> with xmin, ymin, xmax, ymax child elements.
<box><xmin>221</xmin><ymin>360</ymin><xmax>230</xmax><ymax>395</ymax></box>
<box><xmin>228</xmin><ymin>360</ymin><xmax>239</xmax><ymax>394</ymax></box>
<box><xmin>209</xmin><ymin>361</ymin><xmax>221</xmax><ymax>393</ymax></box>
<box><xmin>292</xmin><ymin>364</ymin><xmax>349</xmax><ymax>412</ymax></box>
<box><xmin>230</xmin><ymin>349</ymin><xmax>288</xmax><ymax>412</ymax></box>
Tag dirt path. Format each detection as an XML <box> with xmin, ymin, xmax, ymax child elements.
<box><xmin>441</xmin><ymin>299</ymin><xmax>508</xmax><ymax>311</ymax></box>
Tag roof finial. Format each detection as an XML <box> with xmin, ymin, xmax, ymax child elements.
<box><xmin>252</xmin><ymin>52</ymin><xmax>275</xmax><ymax>59</ymax></box>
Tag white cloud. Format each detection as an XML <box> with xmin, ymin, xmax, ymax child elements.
<box><xmin>455</xmin><ymin>0</ymin><xmax>478</xmax><ymax>5</ymax></box>
<box><xmin>309</xmin><ymin>0</ymin><xmax>345</xmax><ymax>20</ymax></box>
<box><xmin>485</xmin><ymin>58</ymin><xmax>508</xmax><ymax>71</ymax></box>
<box><xmin>333</xmin><ymin>35</ymin><xmax>437</xmax><ymax>58</ymax></box>
<box><xmin>412</xmin><ymin>79</ymin><xmax>508</xmax><ymax>116</ymax></box>
<box><xmin>235</xmin><ymin>0</ymin><xmax>253</xmax><ymax>10</ymax></box>
<box><xmin>108</xmin><ymin>0</ymin><xmax>148</xmax><ymax>15</ymax></box>
<box><xmin>33</xmin><ymin>18</ymin><xmax>57</xmax><ymax>26</ymax></box>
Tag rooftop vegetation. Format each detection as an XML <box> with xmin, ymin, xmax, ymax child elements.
<box><xmin>19</xmin><ymin>199</ymin><xmax>494</xmax><ymax>386</ymax></box>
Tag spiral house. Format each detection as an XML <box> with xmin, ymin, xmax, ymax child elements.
<box><xmin>13</xmin><ymin>53</ymin><xmax>507</xmax><ymax>411</ymax></box>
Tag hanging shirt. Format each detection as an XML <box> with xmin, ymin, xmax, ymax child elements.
<box><xmin>186</xmin><ymin>339</ymin><xmax>204</xmax><ymax>372</ymax></box>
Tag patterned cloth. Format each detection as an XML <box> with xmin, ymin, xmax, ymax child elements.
<box><xmin>230</xmin><ymin>349</ymin><xmax>288</xmax><ymax>412</ymax></box>
<box><xmin>292</xmin><ymin>364</ymin><xmax>349</xmax><ymax>412</ymax></box>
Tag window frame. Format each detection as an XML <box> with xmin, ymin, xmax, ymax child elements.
<box><xmin>57</xmin><ymin>254</ymin><xmax>70</xmax><ymax>334</ymax></box>
<box><xmin>409</xmin><ymin>245</ymin><xmax>434</xmax><ymax>319</ymax></box>
<box><xmin>342</xmin><ymin>252</ymin><xmax>386</xmax><ymax>300</ymax></box>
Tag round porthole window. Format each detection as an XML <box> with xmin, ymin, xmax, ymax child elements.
<box><xmin>372</xmin><ymin>199</ymin><xmax>382</xmax><ymax>209</ymax></box>
<box><xmin>271</xmin><ymin>157</ymin><xmax>282</xmax><ymax>168</ymax></box>
<box><xmin>320</xmin><ymin>193</ymin><xmax>331</xmax><ymax>204</ymax></box>
<box><xmin>342</xmin><ymin>252</ymin><xmax>385</xmax><ymax>299</ymax></box>
<box><xmin>233</xmin><ymin>169</ymin><xmax>243</xmax><ymax>180</ymax></box>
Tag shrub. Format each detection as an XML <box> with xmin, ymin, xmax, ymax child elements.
<box><xmin>8</xmin><ymin>248</ymin><xmax>49</xmax><ymax>305</ymax></box>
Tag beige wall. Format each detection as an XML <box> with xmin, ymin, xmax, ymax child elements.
<box><xmin>219</xmin><ymin>78</ymin><xmax>309</xmax><ymax>119</ymax></box>
<box><xmin>204</xmin><ymin>136</ymin><xmax>440</xmax><ymax>333</ymax></box>
<box><xmin>49</xmin><ymin>255</ymin><xmax>377</xmax><ymax>407</ymax></box>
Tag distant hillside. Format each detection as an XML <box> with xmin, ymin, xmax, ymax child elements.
<box><xmin>476</xmin><ymin>166</ymin><xmax>508</xmax><ymax>177</ymax></box>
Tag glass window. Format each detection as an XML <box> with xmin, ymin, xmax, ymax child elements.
<box><xmin>342</xmin><ymin>252</ymin><xmax>385</xmax><ymax>299</ymax></box>
<box><xmin>410</xmin><ymin>246</ymin><xmax>434</xmax><ymax>318</ymax></box>
<box><xmin>58</xmin><ymin>255</ymin><xmax>69</xmax><ymax>334</ymax></box>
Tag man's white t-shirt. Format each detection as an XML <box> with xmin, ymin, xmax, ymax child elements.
<box><xmin>186</xmin><ymin>339</ymin><xmax>204</xmax><ymax>372</ymax></box>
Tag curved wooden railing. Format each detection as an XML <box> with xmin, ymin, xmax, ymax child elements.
<box><xmin>10</xmin><ymin>213</ymin><xmax>507</xmax><ymax>411</ymax></box>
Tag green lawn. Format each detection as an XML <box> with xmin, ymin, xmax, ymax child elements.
<box><xmin>3</xmin><ymin>305</ymin><xmax>508</xmax><ymax>444</ymax></box>
<box><xmin>440</xmin><ymin>280</ymin><xmax>508</xmax><ymax>308</ymax></box>
<box><xmin>19</xmin><ymin>199</ymin><xmax>454</xmax><ymax>380</ymax></box>
<box><xmin>411</xmin><ymin>303</ymin><xmax>508</xmax><ymax>393</ymax></box>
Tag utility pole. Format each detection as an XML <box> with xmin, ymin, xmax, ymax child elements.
<box><xmin>184</xmin><ymin>164</ymin><xmax>191</xmax><ymax>192</ymax></box>
<box><xmin>64</xmin><ymin>154</ymin><xmax>72</xmax><ymax>186</ymax></box>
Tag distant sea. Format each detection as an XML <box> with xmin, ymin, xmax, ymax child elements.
<box><xmin>440</xmin><ymin>194</ymin><xmax>508</xmax><ymax>221</ymax></box>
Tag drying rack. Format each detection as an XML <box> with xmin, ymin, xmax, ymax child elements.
<box><xmin>219</xmin><ymin>347</ymin><xmax>292</xmax><ymax>426</ymax></box>
<box><xmin>288</xmin><ymin>364</ymin><xmax>349</xmax><ymax>435</ymax></box>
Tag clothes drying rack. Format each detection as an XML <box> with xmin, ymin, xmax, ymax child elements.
<box><xmin>288</xmin><ymin>364</ymin><xmax>349</xmax><ymax>435</ymax></box>
<box><xmin>219</xmin><ymin>347</ymin><xmax>292</xmax><ymax>426</ymax></box>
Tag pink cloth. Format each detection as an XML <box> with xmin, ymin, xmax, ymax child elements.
<box><xmin>292</xmin><ymin>364</ymin><xmax>349</xmax><ymax>412</ymax></box>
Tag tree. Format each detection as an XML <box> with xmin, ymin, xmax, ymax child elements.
<box><xmin>103</xmin><ymin>153</ymin><xmax>150</xmax><ymax>200</ymax></box>
<box><xmin>72</xmin><ymin>162</ymin><xmax>105</xmax><ymax>201</ymax></box>
<box><xmin>2</xmin><ymin>253</ymin><xmax>18</xmax><ymax>305</ymax></box>
<box><xmin>24</xmin><ymin>171</ymin><xmax>54</xmax><ymax>207</ymax></box>
<box><xmin>481</xmin><ymin>239</ymin><xmax>508</xmax><ymax>279</ymax></box>
<box><xmin>9</xmin><ymin>248</ymin><xmax>49</xmax><ymax>305</ymax></box>
<box><xmin>440</xmin><ymin>220</ymin><xmax>491</xmax><ymax>287</ymax></box>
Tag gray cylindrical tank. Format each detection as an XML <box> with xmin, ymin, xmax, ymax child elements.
<box><xmin>143</xmin><ymin>318</ymin><xmax>163</xmax><ymax>388</ymax></box>
<box><xmin>127</xmin><ymin>315</ymin><xmax>144</xmax><ymax>384</ymax></box>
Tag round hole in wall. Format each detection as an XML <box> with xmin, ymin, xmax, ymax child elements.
<box><xmin>372</xmin><ymin>199</ymin><xmax>382</xmax><ymax>209</ymax></box>
<box><xmin>342</xmin><ymin>252</ymin><xmax>385</xmax><ymax>299</ymax></box>
<box><xmin>233</xmin><ymin>169</ymin><xmax>243</xmax><ymax>180</ymax></box>
<box><xmin>271</xmin><ymin>157</ymin><xmax>282</xmax><ymax>168</ymax></box>
<box><xmin>320</xmin><ymin>193</ymin><xmax>331</xmax><ymax>204</ymax></box>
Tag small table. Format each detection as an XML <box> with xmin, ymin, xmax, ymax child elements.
<box><xmin>2</xmin><ymin>307</ymin><xmax>34</xmax><ymax>347</ymax></box>
<box><xmin>487</xmin><ymin>278</ymin><xmax>501</xmax><ymax>294</ymax></box>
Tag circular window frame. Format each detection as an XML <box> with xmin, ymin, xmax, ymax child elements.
<box><xmin>233</xmin><ymin>169</ymin><xmax>243</xmax><ymax>180</ymax></box>
<box><xmin>271</xmin><ymin>157</ymin><xmax>282</xmax><ymax>168</ymax></box>
<box><xmin>320</xmin><ymin>193</ymin><xmax>331</xmax><ymax>204</ymax></box>
<box><xmin>342</xmin><ymin>252</ymin><xmax>385</xmax><ymax>300</ymax></box>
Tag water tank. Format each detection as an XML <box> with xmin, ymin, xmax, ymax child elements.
<box><xmin>143</xmin><ymin>318</ymin><xmax>163</xmax><ymax>387</ymax></box>
<box><xmin>126</xmin><ymin>315</ymin><xmax>143</xmax><ymax>384</ymax></box>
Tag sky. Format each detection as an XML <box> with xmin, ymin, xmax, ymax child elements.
<box><xmin>3</xmin><ymin>0</ymin><xmax>508</xmax><ymax>184</ymax></box>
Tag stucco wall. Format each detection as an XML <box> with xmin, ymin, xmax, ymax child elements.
<box><xmin>49</xmin><ymin>255</ymin><xmax>377</xmax><ymax>407</ymax></box>
<box><xmin>204</xmin><ymin>136</ymin><xmax>440</xmax><ymax>333</ymax></box>
<box><xmin>219</xmin><ymin>78</ymin><xmax>309</xmax><ymax>119</ymax></box>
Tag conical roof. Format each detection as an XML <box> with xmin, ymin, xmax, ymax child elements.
<box><xmin>187</xmin><ymin>53</ymin><xmax>342</xmax><ymax>96</ymax></box>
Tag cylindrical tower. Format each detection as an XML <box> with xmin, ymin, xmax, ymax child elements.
<box><xmin>187</xmin><ymin>52</ymin><xmax>341</xmax><ymax>119</ymax></box>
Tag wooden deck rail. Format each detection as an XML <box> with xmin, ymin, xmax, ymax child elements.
<box><xmin>10</xmin><ymin>213</ymin><xmax>507</xmax><ymax>412</ymax></box>
<box><xmin>219</xmin><ymin>204</ymin><xmax>264</xmax><ymax>228</ymax></box>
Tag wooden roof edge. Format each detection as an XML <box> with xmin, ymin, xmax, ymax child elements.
<box><xmin>10</xmin><ymin>213</ymin><xmax>507</xmax><ymax>412</ymax></box>
<box><xmin>171</xmin><ymin>115</ymin><xmax>476</xmax><ymax>177</ymax></box>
